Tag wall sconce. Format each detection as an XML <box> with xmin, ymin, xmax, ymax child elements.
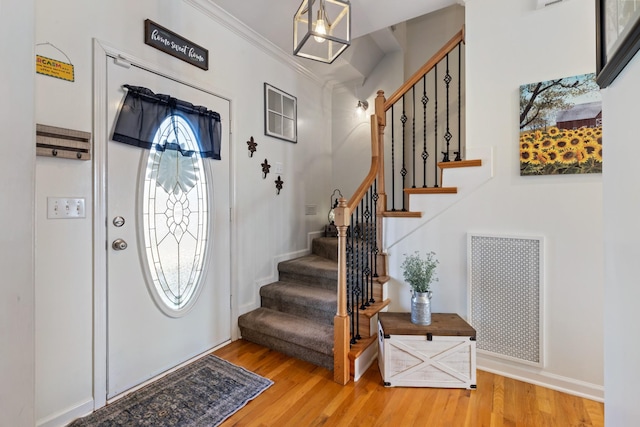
<box><xmin>261</xmin><ymin>159</ymin><xmax>271</xmax><ymax>178</ymax></box>
<box><xmin>356</xmin><ymin>100</ymin><xmax>368</xmax><ymax>111</ymax></box>
<box><xmin>293</xmin><ymin>0</ymin><xmax>351</xmax><ymax>64</ymax></box>
<box><xmin>356</xmin><ymin>100</ymin><xmax>369</xmax><ymax>116</ymax></box>
<box><xmin>325</xmin><ymin>188</ymin><xmax>343</xmax><ymax>237</ymax></box>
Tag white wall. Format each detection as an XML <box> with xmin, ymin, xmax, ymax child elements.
<box><xmin>331</xmin><ymin>6</ymin><xmax>464</xmax><ymax>198</ymax></box>
<box><xmin>34</xmin><ymin>0</ymin><xmax>331</xmax><ymax>424</ymax></box>
<box><xmin>601</xmin><ymin>45</ymin><xmax>640</xmax><ymax>424</ymax></box>
<box><xmin>0</xmin><ymin>1</ymin><xmax>36</xmax><ymax>426</ymax></box>
<box><xmin>381</xmin><ymin>0</ymin><xmax>603</xmax><ymax>399</ymax></box>
<box><xmin>405</xmin><ymin>5</ymin><xmax>465</xmax><ymax>77</ymax></box>
<box><xmin>332</xmin><ymin>51</ymin><xmax>404</xmax><ymax>197</ymax></box>
<box><xmin>402</xmin><ymin>6</ymin><xmax>466</xmax><ymax>187</ymax></box>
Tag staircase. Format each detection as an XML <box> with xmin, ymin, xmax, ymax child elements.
<box><xmin>240</xmin><ymin>27</ymin><xmax>469</xmax><ymax>383</ymax></box>
<box><xmin>239</xmin><ymin>236</ymin><xmax>389</xmax><ymax>374</ymax></box>
<box><xmin>238</xmin><ymin>237</ymin><xmax>340</xmax><ymax>370</ymax></box>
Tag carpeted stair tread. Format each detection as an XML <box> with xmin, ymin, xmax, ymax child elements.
<box><xmin>238</xmin><ymin>308</ymin><xmax>333</xmax><ymax>369</ymax></box>
<box><xmin>279</xmin><ymin>254</ymin><xmax>337</xmax><ymax>278</ymax></box>
<box><xmin>260</xmin><ymin>281</ymin><xmax>336</xmax><ymax>324</ymax></box>
<box><xmin>278</xmin><ymin>254</ymin><xmax>338</xmax><ymax>289</ymax></box>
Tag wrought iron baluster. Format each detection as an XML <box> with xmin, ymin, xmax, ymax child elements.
<box><xmin>401</xmin><ymin>95</ymin><xmax>408</xmax><ymax>210</ymax></box>
<box><xmin>390</xmin><ymin>106</ymin><xmax>396</xmax><ymax>211</ymax></box>
<box><xmin>434</xmin><ymin>64</ymin><xmax>439</xmax><ymax>187</ymax></box>
<box><xmin>422</xmin><ymin>74</ymin><xmax>429</xmax><ymax>188</ymax></box>
<box><xmin>372</xmin><ymin>178</ymin><xmax>379</xmax><ymax>281</ymax></box>
<box><xmin>354</xmin><ymin>205</ymin><xmax>361</xmax><ymax>341</ymax></box>
<box><xmin>411</xmin><ymin>86</ymin><xmax>416</xmax><ymax>188</ymax></box>
<box><xmin>360</xmin><ymin>197</ymin><xmax>369</xmax><ymax>310</ymax></box>
<box><xmin>456</xmin><ymin>43</ymin><xmax>462</xmax><ymax>161</ymax></box>
<box><xmin>365</xmin><ymin>191</ymin><xmax>372</xmax><ymax>307</ymax></box>
<box><xmin>368</xmin><ymin>185</ymin><xmax>376</xmax><ymax>303</ymax></box>
<box><xmin>348</xmin><ymin>212</ymin><xmax>356</xmax><ymax>344</ymax></box>
<box><xmin>443</xmin><ymin>53</ymin><xmax>452</xmax><ymax>163</ymax></box>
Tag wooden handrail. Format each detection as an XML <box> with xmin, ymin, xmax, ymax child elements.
<box><xmin>335</xmin><ymin>26</ymin><xmax>466</xmax><ymax>385</ymax></box>
<box><xmin>383</xmin><ymin>27</ymin><xmax>465</xmax><ymax>110</ymax></box>
<box><xmin>334</xmin><ymin>114</ymin><xmax>380</xmax><ymax>384</ymax></box>
<box><xmin>347</xmin><ymin>115</ymin><xmax>380</xmax><ymax>212</ymax></box>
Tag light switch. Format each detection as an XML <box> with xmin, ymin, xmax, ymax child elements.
<box><xmin>47</xmin><ymin>197</ymin><xmax>86</xmax><ymax>219</ymax></box>
<box><xmin>274</xmin><ymin>162</ymin><xmax>284</xmax><ymax>174</ymax></box>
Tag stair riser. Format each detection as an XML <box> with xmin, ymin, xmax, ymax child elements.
<box><xmin>312</xmin><ymin>238</ymin><xmax>338</xmax><ymax>262</ymax></box>
<box><xmin>372</xmin><ymin>282</ymin><xmax>385</xmax><ymax>301</ymax></box>
<box><xmin>278</xmin><ymin>271</ymin><xmax>337</xmax><ymax>290</ymax></box>
<box><xmin>261</xmin><ymin>296</ymin><xmax>334</xmax><ymax>325</ymax></box>
<box><xmin>239</xmin><ymin>327</ymin><xmax>333</xmax><ymax>370</ymax></box>
<box><xmin>357</xmin><ymin>312</ymin><xmax>379</xmax><ymax>338</ymax></box>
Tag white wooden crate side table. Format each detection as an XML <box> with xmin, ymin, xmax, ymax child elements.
<box><xmin>378</xmin><ymin>312</ymin><xmax>477</xmax><ymax>389</ymax></box>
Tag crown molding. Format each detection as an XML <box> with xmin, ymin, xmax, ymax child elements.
<box><xmin>183</xmin><ymin>0</ymin><xmax>324</xmax><ymax>86</ymax></box>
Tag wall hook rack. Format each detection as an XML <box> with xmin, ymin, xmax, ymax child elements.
<box><xmin>261</xmin><ymin>159</ymin><xmax>271</xmax><ymax>178</ymax></box>
<box><xmin>247</xmin><ymin>136</ymin><xmax>258</xmax><ymax>157</ymax></box>
<box><xmin>36</xmin><ymin>123</ymin><xmax>91</xmax><ymax>160</ymax></box>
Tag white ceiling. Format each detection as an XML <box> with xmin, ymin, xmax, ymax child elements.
<box><xmin>207</xmin><ymin>0</ymin><xmax>460</xmax><ymax>83</ymax></box>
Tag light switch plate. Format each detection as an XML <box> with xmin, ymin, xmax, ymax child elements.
<box><xmin>47</xmin><ymin>197</ymin><xmax>86</xmax><ymax>219</ymax></box>
<box><xmin>274</xmin><ymin>162</ymin><xmax>284</xmax><ymax>174</ymax></box>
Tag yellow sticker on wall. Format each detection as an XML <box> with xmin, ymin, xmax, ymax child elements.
<box><xmin>36</xmin><ymin>55</ymin><xmax>74</xmax><ymax>82</ymax></box>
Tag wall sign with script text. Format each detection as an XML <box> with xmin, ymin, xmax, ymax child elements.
<box><xmin>144</xmin><ymin>19</ymin><xmax>209</xmax><ymax>70</ymax></box>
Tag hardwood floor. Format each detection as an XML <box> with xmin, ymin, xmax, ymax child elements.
<box><xmin>214</xmin><ymin>340</ymin><xmax>604</xmax><ymax>427</ymax></box>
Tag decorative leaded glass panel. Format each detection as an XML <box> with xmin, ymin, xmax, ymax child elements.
<box><xmin>141</xmin><ymin>115</ymin><xmax>209</xmax><ymax>314</ymax></box>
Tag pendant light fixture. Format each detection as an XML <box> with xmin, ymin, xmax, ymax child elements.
<box><xmin>293</xmin><ymin>0</ymin><xmax>351</xmax><ymax>64</ymax></box>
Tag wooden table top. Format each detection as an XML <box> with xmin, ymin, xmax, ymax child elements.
<box><xmin>379</xmin><ymin>312</ymin><xmax>476</xmax><ymax>338</ymax></box>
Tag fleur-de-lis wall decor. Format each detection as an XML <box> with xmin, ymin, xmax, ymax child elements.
<box><xmin>275</xmin><ymin>175</ymin><xmax>284</xmax><ymax>195</ymax></box>
<box><xmin>261</xmin><ymin>159</ymin><xmax>271</xmax><ymax>179</ymax></box>
<box><xmin>247</xmin><ymin>136</ymin><xmax>258</xmax><ymax>157</ymax></box>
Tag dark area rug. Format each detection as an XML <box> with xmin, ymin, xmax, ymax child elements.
<box><xmin>68</xmin><ymin>355</ymin><xmax>273</xmax><ymax>426</ymax></box>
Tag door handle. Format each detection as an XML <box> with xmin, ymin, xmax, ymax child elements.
<box><xmin>112</xmin><ymin>239</ymin><xmax>128</xmax><ymax>251</ymax></box>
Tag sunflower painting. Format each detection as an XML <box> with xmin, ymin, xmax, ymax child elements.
<box><xmin>519</xmin><ymin>73</ymin><xmax>602</xmax><ymax>176</ymax></box>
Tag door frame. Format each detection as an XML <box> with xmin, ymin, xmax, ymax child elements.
<box><xmin>92</xmin><ymin>38</ymin><xmax>238</xmax><ymax>410</ymax></box>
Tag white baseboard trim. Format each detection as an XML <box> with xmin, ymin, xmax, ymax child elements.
<box><xmin>254</xmin><ymin>229</ymin><xmax>324</xmax><ymax>289</ymax></box>
<box><xmin>238</xmin><ymin>302</ymin><xmax>257</xmax><ymax>316</ymax></box>
<box><xmin>37</xmin><ymin>398</ymin><xmax>94</xmax><ymax>427</ymax></box>
<box><xmin>477</xmin><ymin>354</ymin><xmax>604</xmax><ymax>402</ymax></box>
<box><xmin>306</xmin><ymin>230</ymin><xmax>324</xmax><ymax>249</ymax></box>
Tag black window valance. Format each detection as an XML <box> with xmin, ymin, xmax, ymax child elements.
<box><xmin>112</xmin><ymin>84</ymin><xmax>222</xmax><ymax>160</ymax></box>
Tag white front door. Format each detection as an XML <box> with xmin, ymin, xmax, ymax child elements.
<box><xmin>105</xmin><ymin>57</ymin><xmax>231</xmax><ymax>399</ymax></box>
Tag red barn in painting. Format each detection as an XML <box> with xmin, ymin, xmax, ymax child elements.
<box><xmin>555</xmin><ymin>101</ymin><xmax>602</xmax><ymax>130</ymax></box>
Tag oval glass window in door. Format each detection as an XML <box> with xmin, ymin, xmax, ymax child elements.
<box><xmin>140</xmin><ymin>114</ymin><xmax>210</xmax><ymax>316</ymax></box>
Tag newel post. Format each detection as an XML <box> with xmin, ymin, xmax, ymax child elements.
<box><xmin>375</xmin><ymin>90</ymin><xmax>386</xmax><ymax>198</ymax></box>
<box><xmin>333</xmin><ymin>197</ymin><xmax>350</xmax><ymax>384</ymax></box>
<box><xmin>375</xmin><ymin>90</ymin><xmax>388</xmax><ymax>276</ymax></box>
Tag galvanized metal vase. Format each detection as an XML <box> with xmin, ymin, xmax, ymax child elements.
<box><xmin>411</xmin><ymin>290</ymin><xmax>432</xmax><ymax>325</ymax></box>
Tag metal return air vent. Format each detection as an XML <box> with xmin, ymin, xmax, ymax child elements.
<box><xmin>468</xmin><ymin>234</ymin><xmax>543</xmax><ymax>366</ymax></box>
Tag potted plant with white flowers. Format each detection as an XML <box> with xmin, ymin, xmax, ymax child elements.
<box><xmin>401</xmin><ymin>251</ymin><xmax>439</xmax><ymax>325</ymax></box>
